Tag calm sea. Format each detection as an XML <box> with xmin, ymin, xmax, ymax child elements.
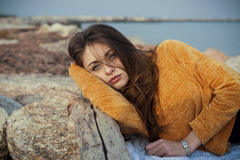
<box><xmin>82</xmin><ymin>22</ymin><xmax>240</xmax><ymax>57</ymax></box>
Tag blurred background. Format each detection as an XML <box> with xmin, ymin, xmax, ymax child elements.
<box><xmin>0</xmin><ymin>0</ymin><xmax>240</xmax><ymax>75</ymax></box>
<box><xmin>1</xmin><ymin>2</ymin><xmax>240</xmax><ymax>159</ymax></box>
<box><xmin>1</xmin><ymin>0</ymin><xmax>240</xmax><ymax>55</ymax></box>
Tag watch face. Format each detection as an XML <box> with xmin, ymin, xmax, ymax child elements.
<box><xmin>183</xmin><ymin>142</ymin><xmax>188</xmax><ymax>148</ymax></box>
<box><xmin>180</xmin><ymin>140</ymin><xmax>191</xmax><ymax>157</ymax></box>
<box><xmin>181</xmin><ymin>140</ymin><xmax>188</xmax><ymax>148</ymax></box>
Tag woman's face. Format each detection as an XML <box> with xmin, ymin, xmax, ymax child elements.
<box><xmin>82</xmin><ymin>43</ymin><xmax>129</xmax><ymax>90</ymax></box>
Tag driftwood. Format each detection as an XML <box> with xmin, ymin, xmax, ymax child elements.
<box><xmin>67</xmin><ymin>97</ymin><xmax>132</xmax><ymax>160</ymax></box>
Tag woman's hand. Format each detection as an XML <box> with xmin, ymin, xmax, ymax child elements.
<box><xmin>145</xmin><ymin>130</ymin><xmax>202</xmax><ymax>157</ymax></box>
<box><xmin>145</xmin><ymin>139</ymin><xmax>186</xmax><ymax>157</ymax></box>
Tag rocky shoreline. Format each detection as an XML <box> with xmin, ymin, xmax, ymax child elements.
<box><xmin>0</xmin><ymin>17</ymin><xmax>240</xmax><ymax>159</ymax></box>
<box><xmin>1</xmin><ymin>16</ymin><xmax>240</xmax><ymax>27</ymax></box>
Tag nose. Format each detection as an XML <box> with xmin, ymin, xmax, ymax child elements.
<box><xmin>104</xmin><ymin>65</ymin><xmax>115</xmax><ymax>75</ymax></box>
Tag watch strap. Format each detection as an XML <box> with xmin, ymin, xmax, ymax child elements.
<box><xmin>180</xmin><ymin>140</ymin><xmax>191</xmax><ymax>157</ymax></box>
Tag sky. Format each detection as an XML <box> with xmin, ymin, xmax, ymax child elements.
<box><xmin>0</xmin><ymin>0</ymin><xmax>240</xmax><ymax>18</ymax></box>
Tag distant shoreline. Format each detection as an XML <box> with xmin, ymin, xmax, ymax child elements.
<box><xmin>1</xmin><ymin>16</ymin><xmax>240</xmax><ymax>26</ymax></box>
<box><xmin>30</xmin><ymin>16</ymin><xmax>240</xmax><ymax>24</ymax></box>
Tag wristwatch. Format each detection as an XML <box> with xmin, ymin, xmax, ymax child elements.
<box><xmin>180</xmin><ymin>140</ymin><xmax>191</xmax><ymax>157</ymax></box>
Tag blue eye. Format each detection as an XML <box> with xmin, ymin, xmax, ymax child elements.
<box><xmin>109</xmin><ymin>54</ymin><xmax>116</xmax><ymax>60</ymax></box>
<box><xmin>93</xmin><ymin>65</ymin><xmax>100</xmax><ymax>71</ymax></box>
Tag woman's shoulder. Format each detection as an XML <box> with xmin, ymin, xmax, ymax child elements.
<box><xmin>158</xmin><ymin>39</ymin><xmax>180</xmax><ymax>45</ymax></box>
<box><xmin>155</xmin><ymin>39</ymin><xmax>184</xmax><ymax>58</ymax></box>
<box><xmin>156</xmin><ymin>39</ymin><xmax>188</xmax><ymax>51</ymax></box>
<box><xmin>154</xmin><ymin>39</ymin><xmax>206</xmax><ymax>70</ymax></box>
<box><xmin>155</xmin><ymin>39</ymin><xmax>203</xmax><ymax>59</ymax></box>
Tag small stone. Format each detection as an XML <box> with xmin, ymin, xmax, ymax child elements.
<box><xmin>0</xmin><ymin>108</ymin><xmax>9</xmax><ymax>159</ymax></box>
<box><xmin>0</xmin><ymin>94</ymin><xmax>23</xmax><ymax>116</ymax></box>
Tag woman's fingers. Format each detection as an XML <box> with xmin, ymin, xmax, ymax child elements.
<box><xmin>146</xmin><ymin>139</ymin><xmax>186</xmax><ymax>157</ymax></box>
<box><xmin>146</xmin><ymin>145</ymin><xmax>161</xmax><ymax>156</ymax></box>
<box><xmin>145</xmin><ymin>139</ymin><xmax>165</xmax><ymax>156</ymax></box>
<box><xmin>145</xmin><ymin>139</ymin><xmax>163</xmax><ymax>151</ymax></box>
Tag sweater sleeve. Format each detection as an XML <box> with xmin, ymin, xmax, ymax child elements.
<box><xmin>68</xmin><ymin>63</ymin><xmax>148</xmax><ymax>136</ymax></box>
<box><xmin>158</xmin><ymin>40</ymin><xmax>240</xmax><ymax>145</ymax></box>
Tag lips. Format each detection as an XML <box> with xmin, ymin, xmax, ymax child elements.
<box><xmin>109</xmin><ymin>75</ymin><xmax>121</xmax><ymax>84</ymax></box>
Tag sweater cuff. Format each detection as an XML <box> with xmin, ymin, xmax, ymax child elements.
<box><xmin>189</xmin><ymin>118</ymin><xmax>209</xmax><ymax>145</ymax></box>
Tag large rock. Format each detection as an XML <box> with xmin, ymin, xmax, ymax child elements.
<box><xmin>0</xmin><ymin>95</ymin><xmax>23</xmax><ymax>116</ymax></box>
<box><xmin>0</xmin><ymin>39</ymin><xmax>19</xmax><ymax>45</ymax></box>
<box><xmin>39</xmin><ymin>40</ymin><xmax>68</xmax><ymax>55</ymax></box>
<box><xmin>0</xmin><ymin>73</ymin><xmax>80</xmax><ymax>106</ymax></box>
<box><xmin>36</xmin><ymin>23</ymin><xmax>81</xmax><ymax>37</ymax></box>
<box><xmin>225</xmin><ymin>55</ymin><xmax>240</xmax><ymax>73</ymax></box>
<box><xmin>0</xmin><ymin>108</ymin><xmax>9</xmax><ymax>160</ymax></box>
<box><xmin>204</xmin><ymin>48</ymin><xmax>230</xmax><ymax>63</ymax></box>
<box><xmin>6</xmin><ymin>96</ymin><xmax>79</xmax><ymax>160</ymax></box>
<box><xmin>68</xmin><ymin>97</ymin><xmax>131</xmax><ymax>160</ymax></box>
<box><xmin>127</xmin><ymin>36</ymin><xmax>147</xmax><ymax>46</ymax></box>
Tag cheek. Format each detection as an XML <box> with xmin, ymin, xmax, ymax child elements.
<box><xmin>114</xmin><ymin>58</ymin><xmax>125</xmax><ymax>68</ymax></box>
<box><xmin>92</xmin><ymin>72</ymin><xmax>108</xmax><ymax>83</ymax></box>
<box><xmin>124</xmin><ymin>73</ymin><xmax>130</xmax><ymax>83</ymax></box>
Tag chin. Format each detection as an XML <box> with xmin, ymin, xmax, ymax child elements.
<box><xmin>110</xmin><ymin>78</ymin><xmax>129</xmax><ymax>91</ymax></box>
<box><xmin>110</xmin><ymin>83</ymin><xmax>124</xmax><ymax>91</ymax></box>
<box><xmin>112</xmin><ymin>86</ymin><xmax>122</xmax><ymax>91</ymax></box>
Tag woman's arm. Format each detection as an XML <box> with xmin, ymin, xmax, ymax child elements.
<box><xmin>145</xmin><ymin>130</ymin><xmax>201</xmax><ymax>157</ymax></box>
<box><xmin>147</xmin><ymin>40</ymin><xmax>240</xmax><ymax>156</ymax></box>
<box><xmin>184</xmin><ymin>130</ymin><xmax>202</xmax><ymax>154</ymax></box>
<box><xmin>163</xmin><ymin>40</ymin><xmax>240</xmax><ymax>142</ymax></box>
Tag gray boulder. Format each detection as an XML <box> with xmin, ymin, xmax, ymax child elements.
<box><xmin>0</xmin><ymin>95</ymin><xmax>23</xmax><ymax>116</ymax></box>
<box><xmin>0</xmin><ymin>108</ymin><xmax>9</xmax><ymax>160</ymax></box>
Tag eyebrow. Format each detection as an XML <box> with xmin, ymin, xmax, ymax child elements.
<box><xmin>87</xmin><ymin>60</ymin><xmax>98</xmax><ymax>67</ymax></box>
<box><xmin>87</xmin><ymin>49</ymin><xmax>113</xmax><ymax>67</ymax></box>
<box><xmin>104</xmin><ymin>49</ymin><xmax>112</xmax><ymax>58</ymax></box>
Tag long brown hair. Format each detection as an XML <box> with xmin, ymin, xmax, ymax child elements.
<box><xmin>67</xmin><ymin>24</ymin><xmax>163</xmax><ymax>142</ymax></box>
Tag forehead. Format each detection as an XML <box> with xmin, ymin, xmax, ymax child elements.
<box><xmin>82</xmin><ymin>43</ymin><xmax>111</xmax><ymax>67</ymax></box>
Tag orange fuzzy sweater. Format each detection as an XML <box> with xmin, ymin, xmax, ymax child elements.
<box><xmin>69</xmin><ymin>40</ymin><xmax>240</xmax><ymax>156</ymax></box>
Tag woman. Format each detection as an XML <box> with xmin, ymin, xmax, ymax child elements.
<box><xmin>67</xmin><ymin>24</ymin><xmax>240</xmax><ymax>157</ymax></box>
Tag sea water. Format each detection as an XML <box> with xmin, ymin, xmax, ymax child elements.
<box><xmin>82</xmin><ymin>22</ymin><xmax>240</xmax><ymax>57</ymax></box>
